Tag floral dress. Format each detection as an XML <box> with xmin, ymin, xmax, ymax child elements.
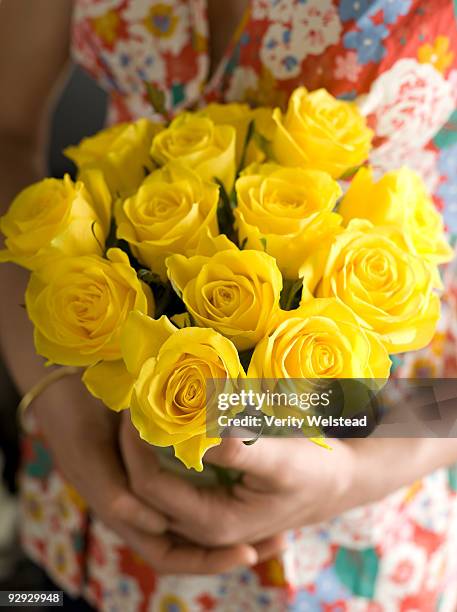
<box><xmin>20</xmin><ymin>1</ymin><xmax>457</xmax><ymax>610</ymax></box>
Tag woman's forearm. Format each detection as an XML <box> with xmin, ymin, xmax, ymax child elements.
<box><xmin>347</xmin><ymin>437</ymin><xmax>457</xmax><ymax>509</ymax></box>
<box><xmin>0</xmin><ymin>138</ymin><xmax>49</xmax><ymax>395</ymax></box>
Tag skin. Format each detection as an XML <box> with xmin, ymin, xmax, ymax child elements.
<box><xmin>207</xmin><ymin>0</ymin><xmax>249</xmax><ymax>79</ymax></box>
<box><xmin>1</xmin><ymin>0</ymin><xmax>457</xmax><ymax>575</ymax></box>
<box><xmin>121</xmin><ymin>416</ymin><xmax>457</xmax><ymax>549</ymax></box>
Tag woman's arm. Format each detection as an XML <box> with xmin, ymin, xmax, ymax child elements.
<box><xmin>0</xmin><ymin>0</ymin><xmax>174</xmax><ymax>562</ymax></box>
<box><xmin>0</xmin><ymin>0</ymin><xmax>268</xmax><ymax>573</ymax></box>
<box><xmin>0</xmin><ymin>0</ymin><xmax>74</xmax><ymax>391</ymax></box>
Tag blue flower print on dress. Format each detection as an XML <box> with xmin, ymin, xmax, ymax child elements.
<box><xmin>438</xmin><ymin>181</ymin><xmax>457</xmax><ymax>233</ymax></box>
<box><xmin>289</xmin><ymin>590</ymin><xmax>322</xmax><ymax>612</ymax></box>
<box><xmin>438</xmin><ymin>142</ymin><xmax>457</xmax><ymax>180</ymax></box>
<box><xmin>437</xmin><ymin>143</ymin><xmax>457</xmax><ymax>233</ymax></box>
<box><xmin>337</xmin><ymin>90</ymin><xmax>358</xmax><ymax>100</ymax></box>
<box><xmin>344</xmin><ymin>20</ymin><xmax>389</xmax><ymax>64</ymax></box>
<box><xmin>315</xmin><ymin>567</ymin><xmax>351</xmax><ymax>604</ymax></box>
<box><xmin>380</xmin><ymin>0</ymin><xmax>412</xmax><ymax>24</ymax></box>
<box><xmin>340</xmin><ymin>0</ymin><xmax>412</xmax><ymax>25</ymax></box>
<box><xmin>339</xmin><ymin>0</ymin><xmax>373</xmax><ymax>23</ymax></box>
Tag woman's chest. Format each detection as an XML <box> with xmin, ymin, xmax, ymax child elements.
<box><xmin>70</xmin><ymin>0</ymin><xmax>457</xmax><ymax>128</ymax></box>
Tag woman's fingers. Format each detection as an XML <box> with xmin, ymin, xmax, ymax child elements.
<box><xmin>34</xmin><ymin>385</ymin><xmax>171</xmax><ymax>539</ymax></box>
<box><xmin>34</xmin><ymin>388</ymin><xmax>268</xmax><ymax>575</ymax></box>
<box><xmin>76</xmin><ymin>417</ymin><xmax>257</xmax><ymax>574</ymax></box>
<box><xmin>114</xmin><ymin>522</ymin><xmax>258</xmax><ymax>575</ymax></box>
<box><xmin>206</xmin><ymin>437</ymin><xmax>340</xmax><ymax>492</ymax></box>
<box><xmin>120</xmin><ymin>413</ymin><xmax>165</xmax><ymax>493</ymax></box>
<box><xmin>120</xmin><ymin>413</ymin><xmax>292</xmax><ymax>554</ymax></box>
<box><xmin>67</xmin><ymin>419</ymin><xmax>169</xmax><ymax>537</ymax></box>
<box><xmin>254</xmin><ymin>533</ymin><xmax>288</xmax><ymax>562</ymax></box>
<box><xmin>107</xmin><ymin>488</ymin><xmax>168</xmax><ymax>535</ymax></box>
<box><xmin>121</xmin><ymin>413</ymin><xmax>212</xmax><ymax>517</ymax></box>
<box><xmin>204</xmin><ymin>438</ymin><xmax>290</xmax><ymax>491</ymax></box>
<box><xmin>121</xmin><ymin>414</ymin><xmax>277</xmax><ymax>546</ymax></box>
<box><xmin>79</xmin><ymin>444</ymin><xmax>171</xmax><ymax>536</ymax></box>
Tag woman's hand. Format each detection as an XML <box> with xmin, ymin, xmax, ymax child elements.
<box><xmin>122</xmin><ymin>413</ymin><xmax>457</xmax><ymax>549</ymax></box>
<box><xmin>120</xmin><ymin>414</ymin><xmax>288</xmax><ymax>559</ymax></box>
<box><xmin>33</xmin><ymin>375</ymin><xmax>262</xmax><ymax>574</ymax></box>
<box><xmin>120</xmin><ymin>413</ymin><xmax>354</xmax><ymax>548</ymax></box>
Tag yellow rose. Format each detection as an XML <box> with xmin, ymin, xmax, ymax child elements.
<box><xmin>198</xmin><ymin>103</ymin><xmax>251</xmax><ymax>165</ymax></box>
<box><xmin>234</xmin><ymin>163</ymin><xmax>342</xmax><ymax>279</ymax></box>
<box><xmin>198</xmin><ymin>103</ymin><xmax>274</xmax><ymax>169</ymax></box>
<box><xmin>248</xmin><ymin>298</ymin><xmax>391</xmax><ymax>379</ymax></box>
<box><xmin>0</xmin><ymin>171</ymin><xmax>111</xmax><ymax>270</ymax></box>
<box><xmin>26</xmin><ymin>248</ymin><xmax>153</xmax><ymax>366</ymax></box>
<box><xmin>246</xmin><ymin>107</ymin><xmax>277</xmax><ymax>166</ymax></box>
<box><xmin>121</xmin><ymin>311</ymin><xmax>245</xmax><ymax>470</ymax></box>
<box><xmin>300</xmin><ymin>220</ymin><xmax>440</xmax><ymax>354</ymax></box>
<box><xmin>272</xmin><ymin>88</ymin><xmax>373</xmax><ymax>178</ymax></box>
<box><xmin>166</xmin><ymin>244</ymin><xmax>283</xmax><ymax>351</ymax></box>
<box><xmin>115</xmin><ymin>163</ymin><xmax>219</xmax><ymax>280</ymax></box>
<box><xmin>252</xmin><ymin>107</ymin><xmax>276</xmax><ymax>143</ymax></box>
<box><xmin>65</xmin><ymin>118</ymin><xmax>162</xmax><ymax>197</ymax></box>
<box><xmin>339</xmin><ymin>166</ymin><xmax>453</xmax><ymax>266</ymax></box>
<box><xmin>150</xmin><ymin>113</ymin><xmax>236</xmax><ymax>193</ymax></box>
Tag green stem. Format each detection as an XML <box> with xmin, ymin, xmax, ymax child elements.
<box><xmin>237</xmin><ymin>120</ymin><xmax>255</xmax><ymax>176</ymax></box>
<box><xmin>280</xmin><ymin>278</ymin><xmax>303</xmax><ymax>310</ymax></box>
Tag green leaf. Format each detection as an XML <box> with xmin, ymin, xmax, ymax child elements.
<box><xmin>280</xmin><ymin>278</ymin><xmax>303</xmax><ymax>310</ymax></box>
<box><xmin>105</xmin><ymin>218</ymin><xmax>119</xmax><ymax>251</ymax></box>
<box><xmin>237</xmin><ymin>119</ymin><xmax>255</xmax><ymax>175</ymax></box>
<box><xmin>239</xmin><ymin>349</ymin><xmax>254</xmax><ymax>371</ymax></box>
<box><xmin>171</xmin><ymin>312</ymin><xmax>192</xmax><ymax>328</ymax></box>
<box><xmin>340</xmin><ymin>164</ymin><xmax>364</xmax><ymax>181</ymax></box>
<box><xmin>154</xmin><ymin>282</ymin><xmax>174</xmax><ymax>318</ymax></box>
<box><xmin>169</xmin><ymin>278</ymin><xmax>183</xmax><ymax>299</ymax></box>
<box><xmin>137</xmin><ymin>269</ymin><xmax>164</xmax><ymax>286</ymax></box>
<box><xmin>215</xmin><ymin>178</ymin><xmax>236</xmax><ymax>239</ymax></box>
<box><xmin>144</xmin><ymin>82</ymin><xmax>169</xmax><ymax>121</ymax></box>
<box><xmin>137</xmin><ymin>270</ymin><xmax>177</xmax><ymax>316</ymax></box>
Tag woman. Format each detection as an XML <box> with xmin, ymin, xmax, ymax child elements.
<box><xmin>0</xmin><ymin>0</ymin><xmax>457</xmax><ymax>609</ymax></box>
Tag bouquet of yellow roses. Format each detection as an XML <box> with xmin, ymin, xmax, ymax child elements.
<box><xmin>0</xmin><ymin>87</ymin><xmax>452</xmax><ymax>472</ymax></box>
